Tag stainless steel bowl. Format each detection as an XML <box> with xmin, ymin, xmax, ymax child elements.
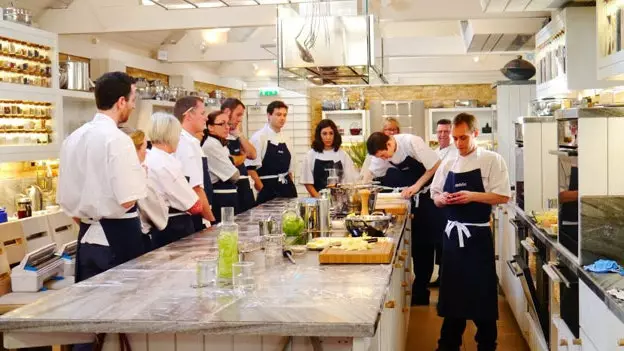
<box><xmin>344</xmin><ymin>214</ymin><xmax>392</xmax><ymax>237</ymax></box>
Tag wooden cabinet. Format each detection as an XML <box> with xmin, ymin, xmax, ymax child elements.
<box><xmin>597</xmin><ymin>0</ymin><xmax>624</xmax><ymax>80</ymax></box>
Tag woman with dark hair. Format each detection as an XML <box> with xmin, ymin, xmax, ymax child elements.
<box><xmin>201</xmin><ymin>110</ymin><xmax>240</xmax><ymax>223</ymax></box>
<box><xmin>300</xmin><ymin>119</ymin><xmax>358</xmax><ymax>197</ymax></box>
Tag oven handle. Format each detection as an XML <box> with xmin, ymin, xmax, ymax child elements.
<box><xmin>543</xmin><ymin>262</ymin><xmax>571</xmax><ymax>288</ymax></box>
<box><xmin>549</xmin><ymin>149</ymin><xmax>578</xmax><ymax>157</ymax></box>
<box><xmin>506</xmin><ymin>259</ymin><xmax>523</xmax><ymax>277</ymax></box>
<box><xmin>521</xmin><ymin>239</ymin><xmax>539</xmax><ymax>253</ymax></box>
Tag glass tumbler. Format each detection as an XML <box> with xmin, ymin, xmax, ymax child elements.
<box><xmin>195</xmin><ymin>255</ymin><xmax>218</xmax><ymax>288</ymax></box>
<box><xmin>232</xmin><ymin>261</ymin><xmax>255</xmax><ymax>291</ymax></box>
<box><xmin>264</xmin><ymin>234</ymin><xmax>284</xmax><ymax>267</ymax></box>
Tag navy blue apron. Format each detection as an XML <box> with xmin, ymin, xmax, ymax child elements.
<box><xmin>559</xmin><ymin>165</ymin><xmax>578</xmax><ymax>253</ymax></box>
<box><xmin>191</xmin><ymin>156</ymin><xmax>214</xmax><ymax>232</ymax></box>
<box><xmin>212</xmin><ymin>180</ymin><xmax>238</xmax><ymax>223</ymax></box>
<box><xmin>75</xmin><ymin>206</ymin><xmax>144</xmax><ymax>282</ymax></box>
<box><xmin>256</xmin><ymin>140</ymin><xmax>297</xmax><ymax>205</ymax></box>
<box><xmin>151</xmin><ymin>208</ymin><xmax>195</xmax><ymax>250</ymax></box>
<box><xmin>438</xmin><ymin>167</ymin><xmax>498</xmax><ymax>320</ymax></box>
<box><xmin>312</xmin><ymin>159</ymin><xmax>343</xmax><ymax>192</ymax></box>
<box><xmin>227</xmin><ymin>137</ymin><xmax>255</xmax><ymax>214</ymax></box>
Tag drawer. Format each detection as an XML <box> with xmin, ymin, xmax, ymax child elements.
<box><xmin>579</xmin><ymin>280</ymin><xmax>624</xmax><ymax>351</ymax></box>
<box><xmin>525</xmin><ymin>311</ymin><xmax>548</xmax><ymax>351</ymax></box>
<box><xmin>579</xmin><ymin>328</ymin><xmax>600</xmax><ymax>351</ymax></box>
<box><xmin>553</xmin><ymin>314</ymin><xmax>576</xmax><ymax>351</ymax></box>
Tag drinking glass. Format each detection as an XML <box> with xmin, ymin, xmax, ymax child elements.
<box><xmin>264</xmin><ymin>234</ymin><xmax>284</xmax><ymax>267</ymax></box>
<box><xmin>195</xmin><ymin>255</ymin><xmax>218</xmax><ymax>288</ymax></box>
<box><xmin>232</xmin><ymin>261</ymin><xmax>255</xmax><ymax>291</ymax></box>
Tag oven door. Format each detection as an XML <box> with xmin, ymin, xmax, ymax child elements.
<box><xmin>515</xmin><ymin>145</ymin><xmax>524</xmax><ymax>210</ymax></box>
<box><xmin>507</xmin><ymin>255</ymin><xmax>550</xmax><ymax>341</ymax></box>
<box><xmin>543</xmin><ymin>261</ymin><xmax>580</xmax><ymax>338</ymax></box>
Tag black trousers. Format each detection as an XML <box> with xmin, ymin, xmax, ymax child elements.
<box><xmin>438</xmin><ymin>318</ymin><xmax>497</xmax><ymax>351</ymax></box>
<box><xmin>412</xmin><ymin>218</ymin><xmax>435</xmax><ymax>304</ymax></box>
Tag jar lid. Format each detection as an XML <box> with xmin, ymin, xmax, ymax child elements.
<box><xmin>17</xmin><ymin>197</ymin><xmax>31</xmax><ymax>204</ymax></box>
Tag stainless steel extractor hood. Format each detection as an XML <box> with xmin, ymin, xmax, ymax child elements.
<box><xmin>278</xmin><ymin>14</ymin><xmax>385</xmax><ymax>85</ymax></box>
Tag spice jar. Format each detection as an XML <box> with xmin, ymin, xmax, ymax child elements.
<box><xmin>16</xmin><ymin>197</ymin><xmax>32</xmax><ymax>219</ymax></box>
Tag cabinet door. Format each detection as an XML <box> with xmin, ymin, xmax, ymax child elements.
<box><xmin>553</xmin><ymin>314</ymin><xmax>575</xmax><ymax>351</ymax></box>
<box><xmin>579</xmin><ymin>328</ymin><xmax>600</xmax><ymax>351</ymax></box>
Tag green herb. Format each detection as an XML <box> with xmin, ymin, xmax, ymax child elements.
<box><xmin>344</xmin><ymin>142</ymin><xmax>368</xmax><ymax>168</ymax></box>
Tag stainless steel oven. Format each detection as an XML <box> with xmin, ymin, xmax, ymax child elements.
<box><xmin>515</xmin><ymin>122</ymin><xmax>524</xmax><ymax>210</ymax></box>
<box><xmin>552</xmin><ymin>117</ymin><xmax>579</xmax><ymax>258</ymax></box>
<box><xmin>544</xmin><ymin>260</ymin><xmax>579</xmax><ymax>338</ymax></box>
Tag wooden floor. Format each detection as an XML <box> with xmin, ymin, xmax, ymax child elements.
<box><xmin>405</xmin><ymin>289</ymin><xmax>529</xmax><ymax>351</ymax></box>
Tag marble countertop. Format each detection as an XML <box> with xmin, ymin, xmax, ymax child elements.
<box><xmin>511</xmin><ymin>204</ymin><xmax>624</xmax><ymax>325</ymax></box>
<box><xmin>0</xmin><ymin>199</ymin><xmax>408</xmax><ymax>337</ymax></box>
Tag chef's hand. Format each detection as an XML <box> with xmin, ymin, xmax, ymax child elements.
<box><xmin>401</xmin><ymin>184</ymin><xmax>420</xmax><ymax>199</ymax></box>
<box><xmin>229</xmin><ymin>124</ymin><xmax>241</xmax><ymax>138</ymax></box>
<box><xmin>435</xmin><ymin>192</ymin><xmax>452</xmax><ymax>207</ymax></box>
<box><xmin>448</xmin><ymin>191</ymin><xmax>475</xmax><ymax>205</ymax></box>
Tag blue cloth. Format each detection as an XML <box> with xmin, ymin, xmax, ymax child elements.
<box><xmin>584</xmin><ymin>259</ymin><xmax>624</xmax><ymax>275</ymax></box>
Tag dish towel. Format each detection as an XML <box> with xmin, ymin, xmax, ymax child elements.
<box><xmin>584</xmin><ymin>259</ymin><xmax>624</xmax><ymax>275</ymax></box>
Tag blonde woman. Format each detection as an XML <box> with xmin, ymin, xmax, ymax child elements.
<box><xmin>145</xmin><ymin>113</ymin><xmax>204</xmax><ymax>249</ymax></box>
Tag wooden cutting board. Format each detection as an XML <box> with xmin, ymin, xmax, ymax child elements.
<box><xmin>318</xmin><ymin>241</ymin><xmax>395</xmax><ymax>264</ymax></box>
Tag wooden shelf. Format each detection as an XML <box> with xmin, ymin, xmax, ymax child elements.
<box><xmin>60</xmin><ymin>89</ymin><xmax>94</xmax><ymax>102</ymax></box>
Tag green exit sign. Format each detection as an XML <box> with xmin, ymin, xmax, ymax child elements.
<box><xmin>259</xmin><ymin>88</ymin><xmax>279</xmax><ymax>96</ymax></box>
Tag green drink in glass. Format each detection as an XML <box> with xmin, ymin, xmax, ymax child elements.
<box><xmin>217</xmin><ymin>207</ymin><xmax>239</xmax><ymax>281</ymax></box>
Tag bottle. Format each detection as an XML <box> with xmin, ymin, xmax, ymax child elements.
<box><xmin>0</xmin><ymin>208</ymin><xmax>7</xmax><ymax>223</ymax></box>
<box><xmin>217</xmin><ymin>207</ymin><xmax>239</xmax><ymax>282</ymax></box>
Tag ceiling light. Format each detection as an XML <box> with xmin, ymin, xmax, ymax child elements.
<box><xmin>201</xmin><ymin>28</ymin><xmax>230</xmax><ymax>44</ymax></box>
<box><xmin>473</xmin><ymin>56</ymin><xmax>480</xmax><ymax>63</ymax></box>
<box><xmin>252</xmin><ymin>63</ymin><xmax>259</xmax><ymax>71</ymax></box>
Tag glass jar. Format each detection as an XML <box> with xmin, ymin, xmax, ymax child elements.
<box><xmin>217</xmin><ymin>207</ymin><xmax>239</xmax><ymax>282</ymax></box>
<box><xmin>16</xmin><ymin>197</ymin><xmax>31</xmax><ymax>219</ymax></box>
<box><xmin>281</xmin><ymin>206</ymin><xmax>306</xmax><ymax>245</ymax></box>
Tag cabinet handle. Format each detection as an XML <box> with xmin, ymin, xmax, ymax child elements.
<box><xmin>401</xmin><ymin>281</ymin><xmax>408</xmax><ymax>287</ymax></box>
<box><xmin>385</xmin><ymin>300</ymin><xmax>395</xmax><ymax>308</ymax></box>
<box><xmin>398</xmin><ymin>255</ymin><xmax>406</xmax><ymax>261</ymax></box>
<box><xmin>559</xmin><ymin>339</ymin><xmax>568</xmax><ymax>346</ymax></box>
<box><xmin>394</xmin><ymin>263</ymin><xmax>403</xmax><ymax>268</ymax></box>
<box><xmin>618</xmin><ymin>338</ymin><xmax>624</xmax><ymax>346</ymax></box>
<box><xmin>572</xmin><ymin>339</ymin><xmax>581</xmax><ymax>346</ymax></box>
<box><xmin>401</xmin><ymin>249</ymin><xmax>408</xmax><ymax>256</ymax></box>
<box><xmin>402</xmin><ymin>307</ymin><xmax>409</xmax><ymax>313</ymax></box>
<box><xmin>404</xmin><ymin>239</ymin><xmax>410</xmax><ymax>244</ymax></box>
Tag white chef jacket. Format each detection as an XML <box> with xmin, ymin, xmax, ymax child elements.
<box><xmin>430</xmin><ymin>147</ymin><xmax>511</xmax><ymax>198</ymax></box>
<box><xmin>145</xmin><ymin>147</ymin><xmax>198</xmax><ymax>211</ymax></box>
<box><xmin>368</xmin><ymin>134</ymin><xmax>440</xmax><ymax>179</ymax></box>
<box><xmin>174</xmin><ymin>129</ymin><xmax>205</xmax><ymax>189</ymax></box>
<box><xmin>202</xmin><ymin>136</ymin><xmax>238</xmax><ymax>184</ymax></box>
<box><xmin>81</xmin><ymin>177</ymin><xmax>167</xmax><ymax>246</ymax></box>
<box><xmin>300</xmin><ymin>149</ymin><xmax>358</xmax><ymax>185</ymax></box>
<box><xmin>435</xmin><ymin>143</ymin><xmax>458</xmax><ymax>161</ymax></box>
<box><xmin>245</xmin><ymin>124</ymin><xmax>295</xmax><ymax>174</ymax></box>
<box><xmin>57</xmin><ymin>113</ymin><xmax>146</xmax><ymax>220</ymax></box>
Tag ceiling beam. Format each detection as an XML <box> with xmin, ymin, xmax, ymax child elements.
<box><xmin>38</xmin><ymin>1</ymin><xmax>277</xmax><ymax>34</ymax></box>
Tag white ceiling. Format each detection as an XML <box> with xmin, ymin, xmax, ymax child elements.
<box><xmin>33</xmin><ymin>0</ymin><xmax>553</xmax><ymax>84</ymax></box>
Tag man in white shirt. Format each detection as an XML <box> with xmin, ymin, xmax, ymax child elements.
<box><xmin>173</xmin><ymin>96</ymin><xmax>215</xmax><ymax>231</ymax></box>
<box><xmin>222</xmin><ymin>98</ymin><xmax>257</xmax><ymax>213</ymax></box>
<box><xmin>246</xmin><ymin>100</ymin><xmax>297</xmax><ymax>204</ymax></box>
<box><xmin>366</xmin><ymin>132</ymin><xmax>442</xmax><ymax>306</ymax></box>
<box><xmin>57</xmin><ymin>72</ymin><xmax>146</xmax><ymax>285</ymax></box>
<box><xmin>430</xmin><ymin>113</ymin><xmax>511</xmax><ymax>351</ymax></box>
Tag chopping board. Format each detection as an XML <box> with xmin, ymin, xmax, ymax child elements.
<box><xmin>318</xmin><ymin>241</ymin><xmax>395</xmax><ymax>264</ymax></box>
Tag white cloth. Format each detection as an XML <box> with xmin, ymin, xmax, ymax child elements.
<box><xmin>245</xmin><ymin>124</ymin><xmax>295</xmax><ymax>174</ymax></box>
<box><xmin>299</xmin><ymin>149</ymin><xmax>359</xmax><ymax>185</ymax></box>
<box><xmin>444</xmin><ymin>221</ymin><xmax>491</xmax><ymax>248</ymax></box>
<box><xmin>430</xmin><ymin>147</ymin><xmax>512</xmax><ymax>199</ymax></box>
<box><xmin>435</xmin><ymin>144</ymin><xmax>458</xmax><ymax>161</ymax></box>
<box><xmin>57</xmin><ymin>113</ymin><xmax>146</xmax><ymax>220</ymax></box>
<box><xmin>145</xmin><ymin>147</ymin><xmax>198</xmax><ymax>211</ymax></box>
<box><xmin>368</xmin><ymin>134</ymin><xmax>440</xmax><ymax>178</ymax></box>
<box><xmin>174</xmin><ymin>129</ymin><xmax>205</xmax><ymax>189</ymax></box>
<box><xmin>202</xmin><ymin>136</ymin><xmax>238</xmax><ymax>184</ymax></box>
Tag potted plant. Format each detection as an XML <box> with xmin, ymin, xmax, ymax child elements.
<box><xmin>344</xmin><ymin>142</ymin><xmax>367</xmax><ymax>170</ymax></box>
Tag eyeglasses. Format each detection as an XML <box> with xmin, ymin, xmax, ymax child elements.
<box><xmin>211</xmin><ymin>122</ymin><xmax>227</xmax><ymax>127</ymax></box>
<box><xmin>184</xmin><ymin>106</ymin><xmax>207</xmax><ymax>117</ymax></box>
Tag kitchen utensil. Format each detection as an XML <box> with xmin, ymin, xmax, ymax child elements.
<box><xmin>282</xmin><ymin>249</ymin><xmax>296</xmax><ymax>264</ymax></box>
<box><xmin>59</xmin><ymin>64</ymin><xmax>68</xmax><ymax>89</ymax></box>
<box><xmin>318</xmin><ymin>241</ymin><xmax>395</xmax><ymax>264</ymax></box>
<box><xmin>455</xmin><ymin>99</ymin><xmax>478</xmax><ymax>108</ymax></box>
<box><xmin>500</xmin><ymin>55</ymin><xmax>536</xmax><ymax>81</ymax></box>
<box><xmin>62</xmin><ymin>61</ymin><xmax>92</xmax><ymax>92</ymax></box>
<box><xmin>339</xmin><ymin>87</ymin><xmax>349</xmax><ymax>110</ymax></box>
<box><xmin>344</xmin><ymin>213</ymin><xmax>392</xmax><ymax>237</ymax></box>
<box><xmin>318</xmin><ymin>197</ymin><xmax>330</xmax><ymax>237</ymax></box>
<box><xmin>26</xmin><ymin>185</ymin><xmax>43</xmax><ymax>212</ymax></box>
<box><xmin>297</xmin><ymin>198</ymin><xmax>318</xmax><ymax>238</ymax></box>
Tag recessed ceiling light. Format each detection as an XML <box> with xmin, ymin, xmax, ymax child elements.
<box><xmin>473</xmin><ymin>56</ymin><xmax>480</xmax><ymax>63</ymax></box>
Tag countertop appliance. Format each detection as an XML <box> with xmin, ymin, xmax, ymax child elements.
<box><xmin>369</xmin><ymin>101</ymin><xmax>425</xmax><ymax>138</ymax></box>
<box><xmin>11</xmin><ymin>243</ymin><xmax>64</xmax><ymax>292</ymax></box>
<box><xmin>56</xmin><ymin>240</ymin><xmax>77</xmax><ymax>277</ymax></box>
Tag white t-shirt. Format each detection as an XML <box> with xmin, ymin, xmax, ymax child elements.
<box><xmin>435</xmin><ymin>143</ymin><xmax>458</xmax><ymax>161</ymax></box>
<box><xmin>299</xmin><ymin>149</ymin><xmax>359</xmax><ymax>185</ymax></box>
<box><xmin>369</xmin><ymin>134</ymin><xmax>440</xmax><ymax>178</ymax></box>
<box><xmin>245</xmin><ymin>124</ymin><xmax>295</xmax><ymax>174</ymax></box>
<box><xmin>145</xmin><ymin>147</ymin><xmax>198</xmax><ymax>211</ymax></box>
<box><xmin>174</xmin><ymin>129</ymin><xmax>205</xmax><ymax>189</ymax></box>
<box><xmin>57</xmin><ymin>113</ymin><xmax>146</xmax><ymax>220</ymax></box>
<box><xmin>430</xmin><ymin>147</ymin><xmax>511</xmax><ymax>198</ymax></box>
<box><xmin>202</xmin><ymin>136</ymin><xmax>238</xmax><ymax>184</ymax></box>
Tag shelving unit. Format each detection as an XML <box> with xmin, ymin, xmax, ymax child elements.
<box><xmin>426</xmin><ymin>107</ymin><xmax>495</xmax><ymax>142</ymax></box>
<box><xmin>597</xmin><ymin>0</ymin><xmax>624</xmax><ymax>80</ymax></box>
<box><xmin>126</xmin><ymin>99</ymin><xmax>176</xmax><ymax>134</ymax></box>
<box><xmin>535</xmin><ymin>7</ymin><xmax>613</xmax><ymax>99</ymax></box>
<box><xmin>321</xmin><ymin>109</ymin><xmax>370</xmax><ymax>145</ymax></box>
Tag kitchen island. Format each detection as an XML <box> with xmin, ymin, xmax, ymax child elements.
<box><xmin>0</xmin><ymin>199</ymin><xmax>413</xmax><ymax>351</ymax></box>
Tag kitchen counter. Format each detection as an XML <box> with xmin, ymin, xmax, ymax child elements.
<box><xmin>511</xmin><ymin>204</ymin><xmax>624</xmax><ymax>326</ymax></box>
<box><xmin>0</xmin><ymin>198</ymin><xmax>412</xmax><ymax>350</ymax></box>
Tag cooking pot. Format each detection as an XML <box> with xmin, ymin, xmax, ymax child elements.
<box><xmin>501</xmin><ymin>55</ymin><xmax>536</xmax><ymax>81</ymax></box>
<box><xmin>62</xmin><ymin>61</ymin><xmax>93</xmax><ymax>91</ymax></box>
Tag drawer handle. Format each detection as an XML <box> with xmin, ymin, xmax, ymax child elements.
<box><xmin>572</xmin><ymin>339</ymin><xmax>581</xmax><ymax>346</ymax></box>
<box><xmin>398</xmin><ymin>255</ymin><xmax>406</xmax><ymax>261</ymax></box>
<box><xmin>404</xmin><ymin>239</ymin><xmax>410</xmax><ymax>244</ymax></box>
<box><xmin>385</xmin><ymin>300</ymin><xmax>395</xmax><ymax>309</ymax></box>
<box><xmin>618</xmin><ymin>339</ymin><xmax>624</xmax><ymax>346</ymax></box>
<box><xmin>394</xmin><ymin>263</ymin><xmax>403</xmax><ymax>269</ymax></box>
<box><xmin>401</xmin><ymin>249</ymin><xmax>408</xmax><ymax>256</ymax></box>
<box><xmin>559</xmin><ymin>339</ymin><xmax>568</xmax><ymax>346</ymax></box>
<box><xmin>401</xmin><ymin>281</ymin><xmax>408</xmax><ymax>287</ymax></box>
<box><xmin>402</xmin><ymin>307</ymin><xmax>409</xmax><ymax>313</ymax></box>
